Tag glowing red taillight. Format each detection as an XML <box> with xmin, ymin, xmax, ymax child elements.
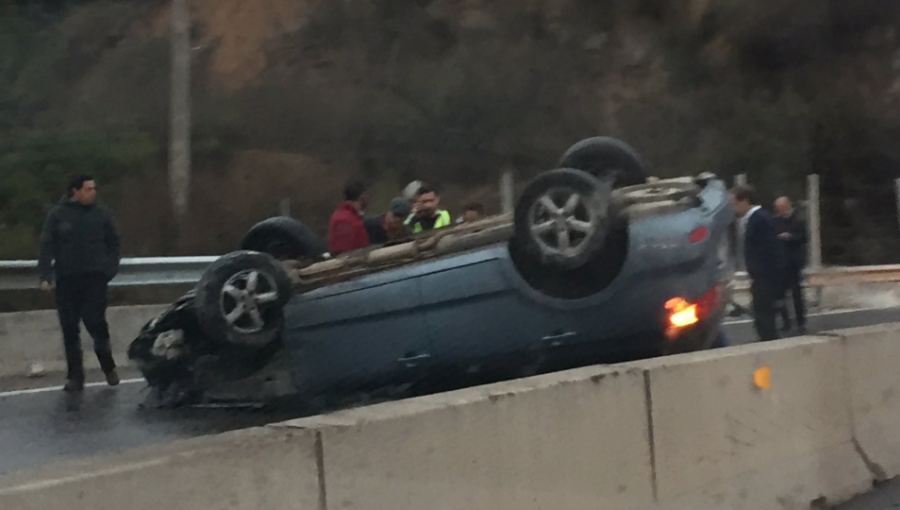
<box><xmin>663</xmin><ymin>284</ymin><xmax>721</xmax><ymax>340</ymax></box>
<box><xmin>688</xmin><ymin>225</ymin><xmax>708</xmax><ymax>243</ymax></box>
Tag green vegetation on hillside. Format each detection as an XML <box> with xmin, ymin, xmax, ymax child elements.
<box><xmin>0</xmin><ymin>128</ymin><xmax>159</xmax><ymax>259</ymax></box>
<box><xmin>1</xmin><ymin>0</ymin><xmax>900</xmax><ymax>262</ymax></box>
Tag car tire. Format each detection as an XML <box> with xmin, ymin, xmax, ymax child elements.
<box><xmin>514</xmin><ymin>168</ymin><xmax>613</xmax><ymax>270</ymax></box>
<box><xmin>557</xmin><ymin>137</ymin><xmax>648</xmax><ymax>188</ymax></box>
<box><xmin>240</xmin><ymin>217</ymin><xmax>327</xmax><ymax>261</ymax></box>
<box><xmin>616</xmin><ymin>180</ymin><xmax>702</xmax><ymax>206</ymax></box>
<box><xmin>194</xmin><ymin>251</ymin><xmax>292</xmax><ymax>349</ymax></box>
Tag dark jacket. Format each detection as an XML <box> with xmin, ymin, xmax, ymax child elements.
<box><xmin>327</xmin><ymin>201</ymin><xmax>369</xmax><ymax>255</ymax></box>
<box><xmin>743</xmin><ymin>207</ymin><xmax>787</xmax><ymax>286</ymax></box>
<box><xmin>772</xmin><ymin>213</ymin><xmax>808</xmax><ymax>270</ymax></box>
<box><xmin>37</xmin><ymin>199</ymin><xmax>121</xmax><ymax>283</ymax></box>
<box><xmin>364</xmin><ymin>214</ymin><xmax>410</xmax><ymax>245</ymax></box>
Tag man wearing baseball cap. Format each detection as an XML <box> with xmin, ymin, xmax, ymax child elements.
<box><xmin>364</xmin><ymin>197</ymin><xmax>412</xmax><ymax>245</ymax></box>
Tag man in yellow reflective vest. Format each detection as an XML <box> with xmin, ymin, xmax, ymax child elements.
<box><xmin>405</xmin><ymin>184</ymin><xmax>451</xmax><ymax>234</ymax></box>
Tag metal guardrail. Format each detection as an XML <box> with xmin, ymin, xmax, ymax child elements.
<box><xmin>0</xmin><ymin>257</ymin><xmax>219</xmax><ymax>290</ymax></box>
<box><xmin>2</xmin><ymin>257</ymin><xmax>900</xmax><ymax>291</ymax></box>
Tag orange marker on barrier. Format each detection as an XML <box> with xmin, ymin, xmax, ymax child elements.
<box><xmin>753</xmin><ymin>366</ymin><xmax>771</xmax><ymax>390</ymax></box>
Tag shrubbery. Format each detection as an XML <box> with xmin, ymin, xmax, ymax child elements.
<box><xmin>0</xmin><ymin>127</ymin><xmax>158</xmax><ymax>259</ymax></box>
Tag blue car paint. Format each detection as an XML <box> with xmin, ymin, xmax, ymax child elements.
<box><xmin>283</xmin><ymin>179</ymin><xmax>734</xmax><ymax>396</ymax></box>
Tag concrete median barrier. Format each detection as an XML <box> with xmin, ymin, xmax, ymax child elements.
<box><xmin>0</xmin><ymin>426</ymin><xmax>321</xmax><ymax>510</ymax></box>
<box><xmin>639</xmin><ymin>337</ymin><xmax>871</xmax><ymax>510</ymax></box>
<box><xmin>0</xmin><ymin>305</ymin><xmax>165</xmax><ymax>378</ymax></box>
<box><xmin>277</xmin><ymin>365</ymin><xmax>655</xmax><ymax>510</ymax></box>
<box><xmin>6</xmin><ymin>324</ymin><xmax>900</xmax><ymax>509</ymax></box>
<box><xmin>843</xmin><ymin>323</ymin><xmax>900</xmax><ymax>481</ymax></box>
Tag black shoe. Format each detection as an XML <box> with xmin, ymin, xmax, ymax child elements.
<box><xmin>63</xmin><ymin>379</ymin><xmax>84</xmax><ymax>392</ymax></box>
<box><xmin>106</xmin><ymin>369</ymin><xmax>120</xmax><ymax>386</ymax></box>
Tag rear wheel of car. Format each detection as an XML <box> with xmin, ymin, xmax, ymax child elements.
<box><xmin>557</xmin><ymin>137</ymin><xmax>647</xmax><ymax>188</ymax></box>
<box><xmin>514</xmin><ymin>168</ymin><xmax>613</xmax><ymax>270</ymax></box>
<box><xmin>240</xmin><ymin>217</ymin><xmax>327</xmax><ymax>261</ymax></box>
<box><xmin>194</xmin><ymin>251</ymin><xmax>292</xmax><ymax>349</ymax></box>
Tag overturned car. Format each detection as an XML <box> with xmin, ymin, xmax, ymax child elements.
<box><xmin>129</xmin><ymin>137</ymin><xmax>736</xmax><ymax>408</ymax></box>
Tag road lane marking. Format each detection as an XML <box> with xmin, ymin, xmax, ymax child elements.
<box><xmin>0</xmin><ymin>458</ymin><xmax>170</xmax><ymax>495</ymax></box>
<box><xmin>0</xmin><ymin>378</ymin><xmax>144</xmax><ymax>398</ymax></box>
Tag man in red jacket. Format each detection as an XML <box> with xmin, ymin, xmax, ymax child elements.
<box><xmin>328</xmin><ymin>180</ymin><xmax>371</xmax><ymax>255</ymax></box>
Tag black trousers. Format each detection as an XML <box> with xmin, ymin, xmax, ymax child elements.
<box><xmin>55</xmin><ymin>273</ymin><xmax>116</xmax><ymax>381</ymax></box>
<box><xmin>751</xmin><ymin>279</ymin><xmax>779</xmax><ymax>342</ymax></box>
<box><xmin>780</xmin><ymin>267</ymin><xmax>807</xmax><ymax>328</ymax></box>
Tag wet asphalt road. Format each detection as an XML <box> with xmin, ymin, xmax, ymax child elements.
<box><xmin>838</xmin><ymin>479</ymin><xmax>900</xmax><ymax>510</ymax></box>
<box><xmin>0</xmin><ymin>383</ymin><xmax>299</xmax><ymax>476</ymax></box>
<box><xmin>0</xmin><ymin>306</ymin><xmax>896</xmax><ymax>478</ymax></box>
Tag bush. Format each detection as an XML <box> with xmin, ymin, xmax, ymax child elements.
<box><xmin>0</xmin><ymin>127</ymin><xmax>158</xmax><ymax>259</ymax></box>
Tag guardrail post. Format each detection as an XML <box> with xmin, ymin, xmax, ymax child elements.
<box><xmin>500</xmin><ymin>169</ymin><xmax>514</xmax><ymax>215</ymax></box>
<box><xmin>279</xmin><ymin>198</ymin><xmax>291</xmax><ymax>217</ymax></box>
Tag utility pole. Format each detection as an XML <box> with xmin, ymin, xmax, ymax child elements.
<box><xmin>169</xmin><ymin>0</ymin><xmax>191</xmax><ymax>231</ymax></box>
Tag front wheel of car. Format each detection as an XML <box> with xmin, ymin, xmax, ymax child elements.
<box><xmin>557</xmin><ymin>136</ymin><xmax>648</xmax><ymax>188</ymax></box>
<box><xmin>514</xmin><ymin>168</ymin><xmax>613</xmax><ymax>270</ymax></box>
<box><xmin>194</xmin><ymin>250</ymin><xmax>292</xmax><ymax>349</ymax></box>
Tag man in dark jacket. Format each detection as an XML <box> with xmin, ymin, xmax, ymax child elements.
<box><xmin>730</xmin><ymin>185</ymin><xmax>786</xmax><ymax>341</ymax></box>
<box><xmin>364</xmin><ymin>197</ymin><xmax>411</xmax><ymax>245</ymax></box>
<box><xmin>773</xmin><ymin>196</ymin><xmax>809</xmax><ymax>333</ymax></box>
<box><xmin>38</xmin><ymin>175</ymin><xmax>121</xmax><ymax>392</ymax></box>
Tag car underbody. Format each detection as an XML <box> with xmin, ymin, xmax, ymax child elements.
<box><xmin>128</xmin><ymin>137</ymin><xmax>736</xmax><ymax>410</ymax></box>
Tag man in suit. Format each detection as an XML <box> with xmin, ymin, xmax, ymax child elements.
<box><xmin>773</xmin><ymin>196</ymin><xmax>809</xmax><ymax>333</ymax></box>
<box><xmin>729</xmin><ymin>185</ymin><xmax>786</xmax><ymax>341</ymax></box>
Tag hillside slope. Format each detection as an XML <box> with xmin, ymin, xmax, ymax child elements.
<box><xmin>2</xmin><ymin>0</ymin><xmax>900</xmax><ymax>262</ymax></box>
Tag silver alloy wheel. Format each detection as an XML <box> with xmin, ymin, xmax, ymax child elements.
<box><xmin>528</xmin><ymin>187</ymin><xmax>598</xmax><ymax>259</ymax></box>
<box><xmin>218</xmin><ymin>269</ymin><xmax>280</xmax><ymax>334</ymax></box>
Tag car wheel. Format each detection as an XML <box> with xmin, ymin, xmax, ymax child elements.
<box><xmin>557</xmin><ymin>137</ymin><xmax>647</xmax><ymax>188</ymax></box>
<box><xmin>514</xmin><ymin>168</ymin><xmax>613</xmax><ymax>270</ymax></box>
<box><xmin>194</xmin><ymin>251</ymin><xmax>292</xmax><ymax>349</ymax></box>
<box><xmin>616</xmin><ymin>180</ymin><xmax>702</xmax><ymax>206</ymax></box>
<box><xmin>240</xmin><ymin>217</ymin><xmax>327</xmax><ymax>261</ymax></box>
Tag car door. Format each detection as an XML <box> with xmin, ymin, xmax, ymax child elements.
<box><xmin>414</xmin><ymin>248</ymin><xmax>558</xmax><ymax>375</ymax></box>
<box><xmin>282</xmin><ymin>267</ymin><xmax>433</xmax><ymax>395</ymax></box>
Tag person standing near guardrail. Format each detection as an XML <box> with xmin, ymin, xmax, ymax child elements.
<box><xmin>773</xmin><ymin>196</ymin><xmax>809</xmax><ymax>334</ymax></box>
<box><xmin>729</xmin><ymin>185</ymin><xmax>786</xmax><ymax>342</ymax></box>
<box><xmin>327</xmin><ymin>180</ymin><xmax>371</xmax><ymax>255</ymax></box>
<box><xmin>37</xmin><ymin>175</ymin><xmax>121</xmax><ymax>392</ymax></box>
<box><xmin>405</xmin><ymin>184</ymin><xmax>451</xmax><ymax>233</ymax></box>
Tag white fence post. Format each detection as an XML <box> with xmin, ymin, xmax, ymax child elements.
<box><xmin>279</xmin><ymin>198</ymin><xmax>291</xmax><ymax>217</ymax></box>
<box><xmin>733</xmin><ymin>174</ymin><xmax>747</xmax><ymax>272</ymax></box>
<box><xmin>895</xmin><ymin>178</ymin><xmax>900</xmax><ymax>234</ymax></box>
<box><xmin>500</xmin><ymin>170</ymin><xmax>514</xmax><ymax>214</ymax></box>
<box><xmin>807</xmin><ymin>174</ymin><xmax>822</xmax><ymax>270</ymax></box>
